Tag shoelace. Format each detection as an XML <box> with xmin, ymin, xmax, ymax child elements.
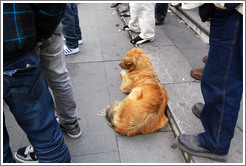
<box><xmin>24</xmin><ymin>145</ymin><xmax>34</xmax><ymax>155</ymax></box>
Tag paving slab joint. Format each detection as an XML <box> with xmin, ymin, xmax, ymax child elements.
<box><xmin>167</xmin><ymin>106</ymin><xmax>195</xmax><ymax>163</ymax></box>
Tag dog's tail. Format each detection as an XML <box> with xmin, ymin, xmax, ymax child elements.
<box><xmin>105</xmin><ymin>101</ymin><xmax>119</xmax><ymax>128</ymax></box>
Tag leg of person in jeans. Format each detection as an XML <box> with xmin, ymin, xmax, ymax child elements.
<box><xmin>3</xmin><ymin>51</ymin><xmax>71</xmax><ymax>163</ymax></box>
<box><xmin>198</xmin><ymin>8</ymin><xmax>243</xmax><ymax>156</ymax></box>
<box><xmin>14</xmin><ymin>24</ymin><xmax>81</xmax><ymax>163</ymax></box>
<box><xmin>155</xmin><ymin>3</ymin><xmax>168</xmax><ymax>25</ymax></box>
<box><xmin>62</xmin><ymin>3</ymin><xmax>82</xmax><ymax>55</ymax></box>
<box><xmin>74</xmin><ymin>5</ymin><xmax>82</xmax><ymax>44</ymax></box>
<box><xmin>173</xmin><ymin>9</ymin><xmax>243</xmax><ymax>161</ymax></box>
<box><xmin>3</xmin><ymin>114</ymin><xmax>16</xmax><ymax>163</ymax></box>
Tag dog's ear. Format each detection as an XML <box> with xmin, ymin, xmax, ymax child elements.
<box><xmin>132</xmin><ymin>48</ymin><xmax>144</xmax><ymax>56</ymax></box>
<box><xmin>124</xmin><ymin>60</ymin><xmax>134</xmax><ymax>69</ymax></box>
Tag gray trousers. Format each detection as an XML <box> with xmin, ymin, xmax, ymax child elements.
<box><xmin>38</xmin><ymin>24</ymin><xmax>77</xmax><ymax>124</ymax></box>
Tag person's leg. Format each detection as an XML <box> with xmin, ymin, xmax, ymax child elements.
<box><xmin>39</xmin><ymin>24</ymin><xmax>78</xmax><ymax>125</ymax></box>
<box><xmin>199</xmin><ymin>9</ymin><xmax>243</xmax><ymax>155</ymax></box>
<box><xmin>39</xmin><ymin>24</ymin><xmax>81</xmax><ymax>138</ymax></box>
<box><xmin>155</xmin><ymin>3</ymin><xmax>168</xmax><ymax>23</ymax></box>
<box><xmin>138</xmin><ymin>3</ymin><xmax>155</xmax><ymax>41</ymax></box>
<box><xmin>74</xmin><ymin>4</ymin><xmax>82</xmax><ymax>42</ymax></box>
<box><xmin>3</xmin><ymin>113</ymin><xmax>16</xmax><ymax>163</ymax></box>
<box><xmin>128</xmin><ymin>3</ymin><xmax>141</xmax><ymax>33</ymax></box>
<box><xmin>61</xmin><ymin>3</ymin><xmax>79</xmax><ymax>49</ymax></box>
<box><xmin>3</xmin><ymin>51</ymin><xmax>71</xmax><ymax>163</ymax></box>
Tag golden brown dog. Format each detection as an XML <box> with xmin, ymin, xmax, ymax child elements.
<box><xmin>105</xmin><ymin>48</ymin><xmax>168</xmax><ymax>137</ymax></box>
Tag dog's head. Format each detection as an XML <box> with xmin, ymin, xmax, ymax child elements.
<box><xmin>119</xmin><ymin>48</ymin><xmax>144</xmax><ymax>71</ymax></box>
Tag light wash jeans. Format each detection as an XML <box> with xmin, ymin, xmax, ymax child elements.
<box><xmin>38</xmin><ymin>24</ymin><xmax>78</xmax><ymax>125</ymax></box>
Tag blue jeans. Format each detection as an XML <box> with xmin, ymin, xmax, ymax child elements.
<box><xmin>198</xmin><ymin>9</ymin><xmax>243</xmax><ymax>155</ymax></box>
<box><xmin>155</xmin><ymin>3</ymin><xmax>168</xmax><ymax>22</ymax></box>
<box><xmin>3</xmin><ymin>50</ymin><xmax>71</xmax><ymax>162</ymax></box>
<box><xmin>61</xmin><ymin>3</ymin><xmax>82</xmax><ymax>49</ymax></box>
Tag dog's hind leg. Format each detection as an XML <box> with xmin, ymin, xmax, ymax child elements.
<box><xmin>129</xmin><ymin>87</ymin><xmax>142</xmax><ymax>99</ymax></box>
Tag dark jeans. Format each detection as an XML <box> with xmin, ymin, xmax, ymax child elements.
<box><xmin>61</xmin><ymin>3</ymin><xmax>82</xmax><ymax>49</ymax></box>
<box><xmin>155</xmin><ymin>3</ymin><xmax>168</xmax><ymax>22</ymax></box>
<box><xmin>3</xmin><ymin>51</ymin><xmax>71</xmax><ymax>162</ymax></box>
<box><xmin>198</xmin><ymin>9</ymin><xmax>243</xmax><ymax>155</ymax></box>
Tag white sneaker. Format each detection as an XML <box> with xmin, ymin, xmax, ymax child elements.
<box><xmin>78</xmin><ymin>39</ymin><xmax>83</xmax><ymax>45</ymax></box>
<box><xmin>64</xmin><ymin>45</ymin><xmax>79</xmax><ymax>55</ymax></box>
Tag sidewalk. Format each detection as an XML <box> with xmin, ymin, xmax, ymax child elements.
<box><xmin>3</xmin><ymin>3</ymin><xmax>243</xmax><ymax>164</ymax></box>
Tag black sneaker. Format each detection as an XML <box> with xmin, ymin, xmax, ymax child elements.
<box><xmin>120</xmin><ymin>11</ymin><xmax>130</xmax><ymax>17</ymax></box>
<box><xmin>15</xmin><ymin>145</ymin><xmax>38</xmax><ymax>163</ymax></box>
<box><xmin>130</xmin><ymin>36</ymin><xmax>154</xmax><ymax>45</ymax></box>
<box><xmin>59</xmin><ymin>120</ymin><xmax>82</xmax><ymax>139</ymax></box>
<box><xmin>122</xmin><ymin>26</ymin><xmax>140</xmax><ymax>34</ymax></box>
<box><xmin>110</xmin><ymin>3</ymin><xmax>122</xmax><ymax>8</ymax></box>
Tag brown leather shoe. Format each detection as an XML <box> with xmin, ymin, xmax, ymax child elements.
<box><xmin>190</xmin><ymin>67</ymin><xmax>204</xmax><ymax>80</ymax></box>
<box><xmin>155</xmin><ymin>19</ymin><xmax>164</xmax><ymax>25</ymax></box>
<box><xmin>203</xmin><ymin>56</ymin><xmax>208</xmax><ymax>63</ymax></box>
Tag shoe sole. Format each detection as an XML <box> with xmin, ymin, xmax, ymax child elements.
<box><xmin>172</xmin><ymin>137</ymin><xmax>227</xmax><ymax>162</ymax></box>
<box><xmin>57</xmin><ymin>118</ymin><xmax>82</xmax><ymax>139</ymax></box>
<box><xmin>66</xmin><ymin>130</ymin><xmax>82</xmax><ymax>139</ymax></box>
<box><xmin>15</xmin><ymin>153</ymin><xmax>39</xmax><ymax>163</ymax></box>
<box><xmin>190</xmin><ymin>72</ymin><xmax>202</xmax><ymax>80</ymax></box>
<box><xmin>65</xmin><ymin>50</ymin><xmax>79</xmax><ymax>56</ymax></box>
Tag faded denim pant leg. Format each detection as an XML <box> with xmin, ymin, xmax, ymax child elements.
<box><xmin>39</xmin><ymin>24</ymin><xmax>77</xmax><ymax>125</ymax></box>
<box><xmin>198</xmin><ymin>9</ymin><xmax>243</xmax><ymax>155</ymax></box>
<box><xmin>3</xmin><ymin>51</ymin><xmax>71</xmax><ymax>163</ymax></box>
<box><xmin>61</xmin><ymin>3</ymin><xmax>82</xmax><ymax>49</ymax></box>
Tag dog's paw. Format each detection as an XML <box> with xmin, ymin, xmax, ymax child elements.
<box><xmin>120</xmin><ymin>86</ymin><xmax>129</xmax><ymax>94</ymax></box>
<box><xmin>120</xmin><ymin>70</ymin><xmax>127</xmax><ymax>78</ymax></box>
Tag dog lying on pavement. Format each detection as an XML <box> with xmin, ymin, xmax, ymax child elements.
<box><xmin>105</xmin><ymin>48</ymin><xmax>169</xmax><ymax>137</ymax></box>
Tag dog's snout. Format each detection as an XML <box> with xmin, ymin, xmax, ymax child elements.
<box><xmin>119</xmin><ymin>60</ymin><xmax>124</xmax><ymax>68</ymax></box>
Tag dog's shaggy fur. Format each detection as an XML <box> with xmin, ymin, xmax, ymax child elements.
<box><xmin>105</xmin><ymin>48</ymin><xmax>169</xmax><ymax>137</ymax></box>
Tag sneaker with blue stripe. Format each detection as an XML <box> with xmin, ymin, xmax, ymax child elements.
<box><xmin>64</xmin><ymin>45</ymin><xmax>79</xmax><ymax>55</ymax></box>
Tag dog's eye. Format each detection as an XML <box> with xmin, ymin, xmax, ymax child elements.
<box><xmin>125</xmin><ymin>61</ymin><xmax>132</xmax><ymax>69</ymax></box>
<box><xmin>125</xmin><ymin>61</ymin><xmax>132</xmax><ymax>66</ymax></box>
